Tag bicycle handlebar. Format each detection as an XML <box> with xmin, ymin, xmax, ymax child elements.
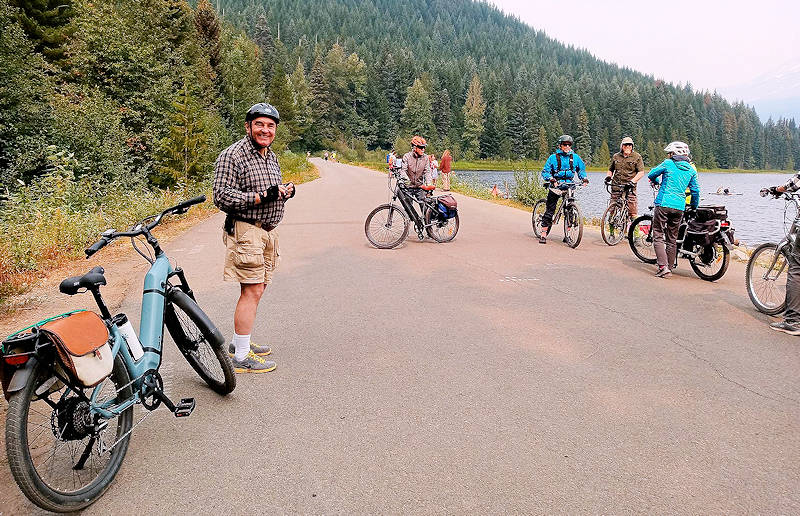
<box><xmin>84</xmin><ymin>195</ymin><xmax>207</xmax><ymax>258</ymax></box>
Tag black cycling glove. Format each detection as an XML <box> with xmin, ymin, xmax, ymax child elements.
<box><xmin>262</xmin><ymin>185</ymin><xmax>280</xmax><ymax>202</ymax></box>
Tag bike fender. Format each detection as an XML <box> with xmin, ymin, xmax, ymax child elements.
<box><xmin>3</xmin><ymin>356</ymin><xmax>37</xmax><ymax>400</ymax></box>
<box><xmin>721</xmin><ymin>233</ymin><xmax>734</xmax><ymax>250</ymax></box>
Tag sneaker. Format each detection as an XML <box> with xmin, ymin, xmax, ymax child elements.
<box><xmin>539</xmin><ymin>235</ymin><xmax>547</xmax><ymax>244</ymax></box>
<box><xmin>769</xmin><ymin>321</ymin><xmax>800</xmax><ymax>336</ymax></box>
<box><xmin>228</xmin><ymin>342</ymin><xmax>271</xmax><ymax>357</ymax></box>
<box><xmin>232</xmin><ymin>351</ymin><xmax>277</xmax><ymax>373</ymax></box>
<box><xmin>655</xmin><ymin>267</ymin><xmax>672</xmax><ymax>278</ymax></box>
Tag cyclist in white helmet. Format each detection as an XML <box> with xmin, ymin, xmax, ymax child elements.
<box><xmin>646</xmin><ymin>141</ymin><xmax>700</xmax><ymax>278</ymax></box>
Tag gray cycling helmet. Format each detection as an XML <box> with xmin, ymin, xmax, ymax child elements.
<box><xmin>558</xmin><ymin>134</ymin><xmax>574</xmax><ymax>145</ymax></box>
<box><xmin>246</xmin><ymin>103</ymin><xmax>280</xmax><ymax>124</ymax></box>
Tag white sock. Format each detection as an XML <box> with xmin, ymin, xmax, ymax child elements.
<box><xmin>233</xmin><ymin>333</ymin><xmax>251</xmax><ymax>362</ymax></box>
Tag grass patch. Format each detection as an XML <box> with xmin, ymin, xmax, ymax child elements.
<box><xmin>0</xmin><ymin>153</ymin><xmax>317</xmax><ymax>307</ymax></box>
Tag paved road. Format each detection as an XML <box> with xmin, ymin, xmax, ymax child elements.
<box><xmin>3</xmin><ymin>159</ymin><xmax>799</xmax><ymax>514</ymax></box>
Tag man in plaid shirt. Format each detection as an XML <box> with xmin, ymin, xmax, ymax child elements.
<box><xmin>213</xmin><ymin>103</ymin><xmax>295</xmax><ymax>372</ymax></box>
<box><xmin>763</xmin><ymin>171</ymin><xmax>800</xmax><ymax>335</ymax></box>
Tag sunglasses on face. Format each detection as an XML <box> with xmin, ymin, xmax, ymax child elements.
<box><xmin>414</xmin><ymin>145</ymin><xmax>425</xmax><ymax>149</ymax></box>
<box><xmin>622</xmin><ymin>143</ymin><xmax>633</xmax><ymax>147</ymax></box>
<box><xmin>560</xmin><ymin>142</ymin><xmax>572</xmax><ymax>147</ymax></box>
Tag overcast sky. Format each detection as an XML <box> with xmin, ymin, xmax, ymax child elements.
<box><xmin>489</xmin><ymin>0</ymin><xmax>800</xmax><ymax>121</ymax></box>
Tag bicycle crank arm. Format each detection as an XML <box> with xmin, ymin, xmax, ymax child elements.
<box><xmin>150</xmin><ymin>388</ymin><xmax>195</xmax><ymax>417</ymax></box>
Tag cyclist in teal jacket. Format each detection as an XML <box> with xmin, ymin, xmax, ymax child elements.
<box><xmin>539</xmin><ymin>135</ymin><xmax>588</xmax><ymax>244</ymax></box>
<box><xmin>647</xmin><ymin>141</ymin><xmax>700</xmax><ymax>278</ymax></box>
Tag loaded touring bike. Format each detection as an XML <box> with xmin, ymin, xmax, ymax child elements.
<box><xmin>365</xmin><ymin>166</ymin><xmax>459</xmax><ymax>249</ymax></box>
<box><xmin>627</xmin><ymin>185</ymin><xmax>735</xmax><ymax>281</ymax></box>
<box><xmin>2</xmin><ymin>195</ymin><xmax>235</xmax><ymax>512</ymax></box>
<box><xmin>745</xmin><ymin>189</ymin><xmax>799</xmax><ymax>314</ymax></box>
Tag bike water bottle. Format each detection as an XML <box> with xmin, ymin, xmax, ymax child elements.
<box><xmin>116</xmin><ymin>314</ymin><xmax>144</xmax><ymax>361</ymax></box>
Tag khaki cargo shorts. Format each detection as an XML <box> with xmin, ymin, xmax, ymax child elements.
<box><xmin>223</xmin><ymin>220</ymin><xmax>280</xmax><ymax>284</ymax></box>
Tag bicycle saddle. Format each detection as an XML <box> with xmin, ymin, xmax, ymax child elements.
<box><xmin>420</xmin><ymin>185</ymin><xmax>435</xmax><ymax>191</ymax></box>
<box><xmin>60</xmin><ymin>266</ymin><xmax>106</xmax><ymax>295</ymax></box>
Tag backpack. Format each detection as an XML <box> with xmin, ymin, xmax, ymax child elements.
<box><xmin>552</xmin><ymin>153</ymin><xmax>575</xmax><ymax>178</ymax></box>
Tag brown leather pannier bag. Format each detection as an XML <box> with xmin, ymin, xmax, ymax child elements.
<box><xmin>40</xmin><ymin>311</ymin><xmax>113</xmax><ymax>387</ymax></box>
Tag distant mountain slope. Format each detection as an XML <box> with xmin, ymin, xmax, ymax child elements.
<box><xmin>218</xmin><ymin>0</ymin><xmax>799</xmax><ymax>170</ymax></box>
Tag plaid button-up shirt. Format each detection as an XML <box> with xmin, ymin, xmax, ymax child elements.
<box><xmin>783</xmin><ymin>172</ymin><xmax>800</xmax><ymax>193</ymax></box>
<box><xmin>212</xmin><ymin>137</ymin><xmax>285</xmax><ymax>226</ymax></box>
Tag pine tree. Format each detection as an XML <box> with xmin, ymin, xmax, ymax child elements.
<box><xmin>592</xmin><ymin>140</ymin><xmax>610</xmax><ymax>169</ymax></box>
<box><xmin>461</xmin><ymin>74</ymin><xmax>486</xmax><ymax>160</ymax></box>
<box><xmin>432</xmin><ymin>89</ymin><xmax>451</xmax><ymax>144</ymax></box>
<box><xmin>289</xmin><ymin>59</ymin><xmax>313</xmax><ymax>146</ymax></box>
<box><xmin>508</xmin><ymin>92</ymin><xmax>529</xmax><ymax>157</ymax></box>
<box><xmin>306</xmin><ymin>51</ymin><xmax>331</xmax><ymax>148</ymax></box>
<box><xmin>575</xmin><ymin>108</ymin><xmax>591</xmax><ymax>157</ymax></box>
<box><xmin>253</xmin><ymin>14</ymin><xmax>276</xmax><ymax>87</ymax></box>
<box><xmin>400</xmin><ymin>78</ymin><xmax>436</xmax><ymax>139</ymax></box>
<box><xmin>9</xmin><ymin>0</ymin><xmax>75</xmax><ymax>61</ymax></box>
<box><xmin>194</xmin><ymin>0</ymin><xmax>221</xmax><ymax>70</ymax></box>
<box><xmin>537</xmin><ymin>126</ymin><xmax>548</xmax><ymax>160</ymax></box>
<box><xmin>155</xmin><ymin>82</ymin><xmax>210</xmax><ymax>187</ymax></box>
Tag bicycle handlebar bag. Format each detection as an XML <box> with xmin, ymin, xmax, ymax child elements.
<box><xmin>40</xmin><ymin>310</ymin><xmax>113</xmax><ymax>387</ymax></box>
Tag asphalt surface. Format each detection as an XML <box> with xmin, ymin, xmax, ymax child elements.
<box><xmin>2</xmin><ymin>158</ymin><xmax>799</xmax><ymax>514</ymax></box>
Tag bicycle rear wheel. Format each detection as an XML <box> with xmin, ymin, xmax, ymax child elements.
<box><xmin>531</xmin><ymin>199</ymin><xmax>547</xmax><ymax>238</ymax></box>
<box><xmin>165</xmin><ymin>288</ymin><xmax>236</xmax><ymax>395</ymax></box>
<box><xmin>746</xmin><ymin>243</ymin><xmax>788</xmax><ymax>314</ymax></box>
<box><xmin>425</xmin><ymin>208</ymin><xmax>459</xmax><ymax>242</ymax></box>
<box><xmin>601</xmin><ymin>204</ymin><xmax>628</xmax><ymax>246</ymax></box>
<box><xmin>690</xmin><ymin>242</ymin><xmax>730</xmax><ymax>281</ymax></box>
<box><xmin>628</xmin><ymin>214</ymin><xmax>657</xmax><ymax>264</ymax></box>
<box><xmin>365</xmin><ymin>204</ymin><xmax>409</xmax><ymax>249</ymax></box>
<box><xmin>6</xmin><ymin>355</ymin><xmax>133</xmax><ymax>513</ymax></box>
<box><xmin>563</xmin><ymin>203</ymin><xmax>583</xmax><ymax>248</ymax></box>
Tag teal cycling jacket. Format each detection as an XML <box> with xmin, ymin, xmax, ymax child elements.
<box><xmin>648</xmin><ymin>156</ymin><xmax>700</xmax><ymax>211</ymax></box>
<box><xmin>541</xmin><ymin>150</ymin><xmax>587</xmax><ymax>182</ymax></box>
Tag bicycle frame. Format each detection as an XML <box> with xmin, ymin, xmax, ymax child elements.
<box><xmin>549</xmin><ymin>184</ymin><xmax>578</xmax><ymax>225</ymax></box>
<box><xmin>93</xmin><ymin>253</ymin><xmax>174</xmax><ymax>418</ymax></box>
<box><xmin>387</xmin><ymin>168</ymin><xmax>438</xmax><ymax>232</ymax></box>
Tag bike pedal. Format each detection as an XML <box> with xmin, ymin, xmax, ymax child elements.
<box><xmin>174</xmin><ymin>397</ymin><xmax>196</xmax><ymax>418</ymax></box>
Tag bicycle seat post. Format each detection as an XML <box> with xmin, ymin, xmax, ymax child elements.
<box><xmin>90</xmin><ymin>287</ymin><xmax>113</xmax><ymax>320</ymax></box>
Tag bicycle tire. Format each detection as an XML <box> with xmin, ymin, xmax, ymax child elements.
<box><xmin>689</xmin><ymin>243</ymin><xmax>730</xmax><ymax>281</ymax></box>
<box><xmin>531</xmin><ymin>199</ymin><xmax>547</xmax><ymax>238</ymax></box>
<box><xmin>601</xmin><ymin>204</ymin><xmax>627</xmax><ymax>246</ymax></box>
<box><xmin>6</xmin><ymin>355</ymin><xmax>133</xmax><ymax>513</ymax></box>
<box><xmin>746</xmin><ymin>243</ymin><xmax>788</xmax><ymax>314</ymax></box>
<box><xmin>365</xmin><ymin>204</ymin><xmax>409</xmax><ymax>249</ymax></box>
<box><xmin>564</xmin><ymin>203</ymin><xmax>583</xmax><ymax>248</ymax></box>
<box><xmin>424</xmin><ymin>208</ymin><xmax>459</xmax><ymax>242</ymax></box>
<box><xmin>628</xmin><ymin>214</ymin><xmax>657</xmax><ymax>264</ymax></box>
<box><xmin>165</xmin><ymin>289</ymin><xmax>236</xmax><ymax>395</ymax></box>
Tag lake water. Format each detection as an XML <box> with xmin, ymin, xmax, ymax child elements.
<box><xmin>454</xmin><ymin>170</ymin><xmax>797</xmax><ymax>246</ymax></box>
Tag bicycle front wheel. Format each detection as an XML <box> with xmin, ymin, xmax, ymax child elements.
<box><xmin>628</xmin><ymin>214</ymin><xmax>657</xmax><ymax>264</ymax></box>
<box><xmin>563</xmin><ymin>203</ymin><xmax>583</xmax><ymax>248</ymax></box>
<box><xmin>5</xmin><ymin>355</ymin><xmax>133</xmax><ymax>513</ymax></box>
<box><xmin>746</xmin><ymin>243</ymin><xmax>788</xmax><ymax>314</ymax></box>
<box><xmin>531</xmin><ymin>199</ymin><xmax>547</xmax><ymax>238</ymax></box>
<box><xmin>165</xmin><ymin>289</ymin><xmax>236</xmax><ymax>395</ymax></box>
<box><xmin>601</xmin><ymin>204</ymin><xmax>627</xmax><ymax>246</ymax></box>
<box><xmin>425</xmin><ymin>208</ymin><xmax>459</xmax><ymax>242</ymax></box>
<box><xmin>365</xmin><ymin>204</ymin><xmax>409</xmax><ymax>249</ymax></box>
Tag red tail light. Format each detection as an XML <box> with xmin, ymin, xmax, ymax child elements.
<box><xmin>720</xmin><ymin>221</ymin><xmax>730</xmax><ymax>227</ymax></box>
<box><xmin>4</xmin><ymin>354</ymin><xmax>30</xmax><ymax>366</ymax></box>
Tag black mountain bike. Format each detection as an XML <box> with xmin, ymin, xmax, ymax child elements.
<box><xmin>601</xmin><ymin>181</ymin><xmax>635</xmax><ymax>246</ymax></box>
<box><xmin>365</xmin><ymin>167</ymin><xmax>459</xmax><ymax>249</ymax></box>
<box><xmin>531</xmin><ymin>182</ymin><xmax>584</xmax><ymax>248</ymax></box>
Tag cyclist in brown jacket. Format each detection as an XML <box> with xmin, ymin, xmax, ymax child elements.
<box><xmin>400</xmin><ymin>135</ymin><xmax>433</xmax><ymax>201</ymax></box>
<box><xmin>605</xmin><ymin>136</ymin><xmax>646</xmax><ymax>218</ymax></box>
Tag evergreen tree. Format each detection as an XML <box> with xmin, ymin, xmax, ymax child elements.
<box><xmin>536</xmin><ymin>126</ymin><xmax>548</xmax><ymax>160</ymax></box>
<box><xmin>9</xmin><ymin>0</ymin><xmax>74</xmax><ymax>61</ymax></box>
<box><xmin>592</xmin><ymin>139</ymin><xmax>610</xmax><ymax>168</ymax></box>
<box><xmin>289</xmin><ymin>58</ymin><xmax>313</xmax><ymax>146</ymax></box>
<box><xmin>462</xmin><ymin>74</ymin><xmax>485</xmax><ymax>160</ymax></box>
<box><xmin>432</xmin><ymin>88</ymin><xmax>451</xmax><ymax>144</ymax></box>
<box><xmin>194</xmin><ymin>0</ymin><xmax>221</xmax><ymax>70</ymax></box>
<box><xmin>155</xmin><ymin>82</ymin><xmax>210</xmax><ymax>187</ymax></box>
<box><xmin>400</xmin><ymin>78</ymin><xmax>436</xmax><ymax>139</ymax></box>
<box><xmin>575</xmin><ymin>108</ymin><xmax>591</xmax><ymax>157</ymax></box>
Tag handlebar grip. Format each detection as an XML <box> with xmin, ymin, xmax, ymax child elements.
<box><xmin>173</xmin><ymin>195</ymin><xmax>206</xmax><ymax>212</ymax></box>
<box><xmin>85</xmin><ymin>238</ymin><xmax>109</xmax><ymax>258</ymax></box>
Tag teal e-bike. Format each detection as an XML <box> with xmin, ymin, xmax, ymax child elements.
<box><xmin>2</xmin><ymin>196</ymin><xmax>235</xmax><ymax>512</ymax></box>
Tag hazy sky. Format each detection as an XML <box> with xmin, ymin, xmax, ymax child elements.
<box><xmin>490</xmin><ymin>0</ymin><xmax>800</xmax><ymax>121</ymax></box>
